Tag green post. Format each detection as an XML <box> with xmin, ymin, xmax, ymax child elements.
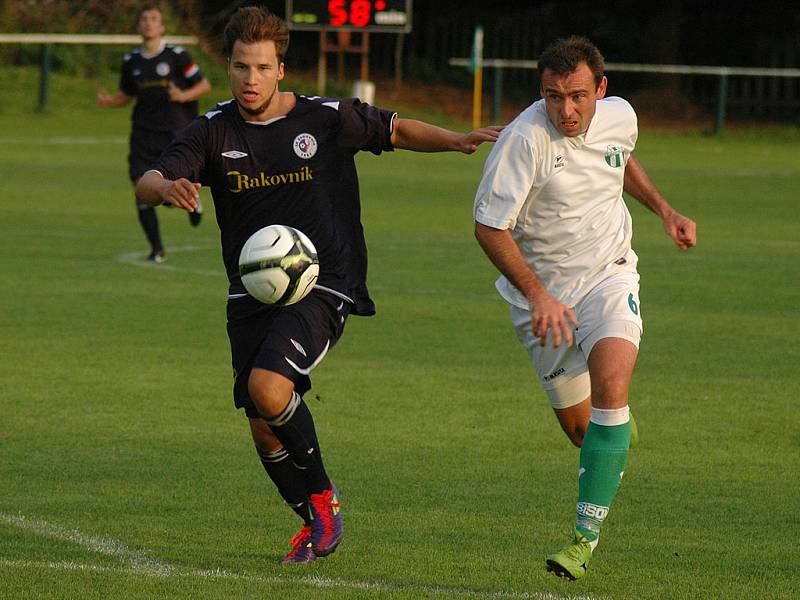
<box><xmin>713</xmin><ymin>73</ymin><xmax>728</xmax><ymax>134</ymax></box>
<box><xmin>493</xmin><ymin>67</ymin><xmax>503</xmax><ymax>123</ymax></box>
<box><xmin>37</xmin><ymin>43</ymin><xmax>52</xmax><ymax>112</ymax></box>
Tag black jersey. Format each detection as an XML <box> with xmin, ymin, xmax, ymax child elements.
<box><xmin>120</xmin><ymin>43</ymin><xmax>205</xmax><ymax>133</ymax></box>
<box><xmin>154</xmin><ymin>95</ymin><xmax>396</xmax><ymax>316</ymax></box>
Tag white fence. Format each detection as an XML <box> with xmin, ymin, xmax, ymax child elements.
<box><xmin>0</xmin><ymin>33</ymin><xmax>199</xmax><ymax>111</ymax></box>
<box><xmin>449</xmin><ymin>57</ymin><xmax>800</xmax><ymax>131</ymax></box>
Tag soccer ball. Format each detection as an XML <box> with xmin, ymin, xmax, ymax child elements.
<box><xmin>238</xmin><ymin>225</ymin><xmax>319</xmax><ymax>305</ymax></box>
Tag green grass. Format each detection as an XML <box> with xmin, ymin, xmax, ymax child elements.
<box><xmin>1</xmin><ymin>65</ymin><xmax>799</xmax><ymax>599</ymax></box>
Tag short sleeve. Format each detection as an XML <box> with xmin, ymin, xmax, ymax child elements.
<box><xmin>473</xmin><ymin>130</ymin><xmax>537</xmax><ymax>230</ymax></box>
<box><xmin>174</xmin><ymin>48</ymin><xmax>204</xmax><ymax>85</ymax></box>
<box><xmin>336</xmin><ymin>98</ymin><xmax>395</xmax><ymax>155</ymax></box>
<box><xmin>603</xmin><ymin>96</ymin><xmax>638</xmax><ymax>158</ymax></box>
<box><xmin>152</xmin><ymin>117</ymin><xmax>209</xmax><ymax>183</ymax></box>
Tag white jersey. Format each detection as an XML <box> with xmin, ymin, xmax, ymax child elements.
<box><xmin>474</xmin><ymin>96</ymin><xmax>639</xmax><ymax>309</ymax></box>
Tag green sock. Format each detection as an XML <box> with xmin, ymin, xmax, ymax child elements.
<box><xmin>575</xmin><ymin>410</ymin><xmax>631</xmax><ymax>542</ymax></box>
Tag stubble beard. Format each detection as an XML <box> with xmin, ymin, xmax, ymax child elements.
<box><xmin>238</xmin><ymin>80</ymin><xmax>279</xmax><ymax>118</ymax></box>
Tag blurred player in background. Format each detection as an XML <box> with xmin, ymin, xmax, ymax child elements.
<box><xmin>97</xmin><ymin>3</ymin><xmax>211</xmax><ymax>262</ymax></box>
<box><xmin>135</xmin><ymin>7</ymin><xmax>500</xmax><ymax>565</ymax></box>
<box><xmin>473</xmin><ymin>36</ymin><xmax>696</xmax><ymax>580</ymax></box>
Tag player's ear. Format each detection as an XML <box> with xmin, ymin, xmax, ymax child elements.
<box><xmin>596</xmin><ymin>75</ymin><xmax>608</xmax><ymax>99</ymax></box>
<box><xmin>278</xmin><ymin>62</ymin><xmax>285</xmax><ymax>81</ymax></box>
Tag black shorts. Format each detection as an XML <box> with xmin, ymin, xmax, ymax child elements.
<box><xmin>128</xmin><ymin>128</ymin><xmax>177</xmax><ymax>182</ymax></box>
<box><xmin>227</xmin><ymin>290</ymin><xmax>350</xmax><ymax>418</ymax></box>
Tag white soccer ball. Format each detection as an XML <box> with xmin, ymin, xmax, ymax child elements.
<box><xmin>238</xmin><ymin>225</ymin><xmax>319</xmax><ymax>305</ymax></box>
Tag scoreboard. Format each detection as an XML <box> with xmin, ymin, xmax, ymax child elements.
<box><xmin>287</xmin><ymin>0</ymin><xmax>412</xmax><ymax>32</ymax></box>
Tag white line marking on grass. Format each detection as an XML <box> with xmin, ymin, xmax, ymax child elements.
<box><xmin>0</xmin><ymin>558</ymin><xmax>601</xmax><ymax>600</ymax></box>
<box><xmin>1</xmin><ymin>514</ymin><xmax>602</xmax><ymax>600</ymax></box>
<box><xmin>291</xmin><ymin>574</ymin><xmax>602</xmax><ymax>599</ymax></box>
<box><xmin>115</xmin><ymin>245</ymin><xmax>224</xmax><ymax>277</ymax></box>
<box><xmin>0</xmin><ymin>559</ymin><xmax>120</xmax><ymax>573</ymax></box>
<box><xmin>0</xmin><ymin>513</ymin><xmax>172</xmax><ymax>576</ymax></box>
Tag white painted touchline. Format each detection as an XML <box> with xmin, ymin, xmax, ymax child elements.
<box><xmin>1</xmin><ymin>513</ymin><xmax>602</xmax><ymax>600</ymax></box>
<box><xmin>0</xmin><ymin>513</ymin><xmax>172</xmax><ymax>576</ymax></box>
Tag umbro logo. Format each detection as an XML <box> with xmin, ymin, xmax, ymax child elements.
<box><xmin>221</xmin><ymin>150</ymin><xmax>248</xmax><ymax>159</ymax></box>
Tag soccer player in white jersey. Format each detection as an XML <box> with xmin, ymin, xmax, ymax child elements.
<box><xmin>473</xmin><ymin>36</ymin><xmax>696</xmax><ymax>580</ymax></box>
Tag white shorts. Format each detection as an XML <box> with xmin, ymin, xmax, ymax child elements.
<box><xmin>510</xmin><ymin>271</ymin><xmax>643</xmax><ymax>409</ymax></box>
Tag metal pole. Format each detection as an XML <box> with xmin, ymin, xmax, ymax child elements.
<box><xmin>37</xmin><ymin>43</ymin><xmax>51</xmax><ymax>112</ymax></box>
<box><xmin>714</xmin><ymin>73</ymin><xmax>729</xmax><ymax>134</ymax></box>
<box><xmin>471</xmin><ymin>26</ymin><xmax>484</xmax><ymax>129</ymax></box>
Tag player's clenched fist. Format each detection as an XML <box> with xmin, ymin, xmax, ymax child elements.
<box><xmin>663</xmin><ymin>210</ymin><xmax>696</xmax><ymax>250</ymax></box>
<box><xmin>161</xmin><ymin>178</ymin><xmax>201</xmax><ymax>212</ymax></box>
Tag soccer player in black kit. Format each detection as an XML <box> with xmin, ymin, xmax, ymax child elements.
<box><xmin>97</xmin><ymin>4</ymin><xmax>211</xmax><ymax>262</ymax></box>
<box><xmin>136</xmin><ymin>7</ymin><xmax>501</xmax><ymax>564</ymax></box>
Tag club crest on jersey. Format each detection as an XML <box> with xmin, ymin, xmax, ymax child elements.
<box><xmin>604</xmin><ymin>145</ymin><xmax>625</xmax><ymax>167</ymax></box>
<box><xmin>293</xmin><ymin>133</ymin><xmax>318</xmax><ymax>159</ymax></box>
<box><xmin>156</xmin><ymin>62</ymin><xmax>171</xmax><ymax>77</ymax></box>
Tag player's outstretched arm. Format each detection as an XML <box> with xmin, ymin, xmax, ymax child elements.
<box><xmin>624</xmin><ymin>154</ymin><xmax>697</xmax><ymax>250</ymax></box>
<box><xmin>391</xmin><ymin>118</ymin><xmax>502</xmax><ymax>154</ymax></box>
<box><xmin>135</xmin><ymin>171</ymin><xmax>201</xmax><ymax>213</ymax></box>
<box><xmin>475</xmin><ymin>222</ymin><xmax>577</xmax><ymax>348</ymax></box>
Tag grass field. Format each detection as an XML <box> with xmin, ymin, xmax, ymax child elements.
<box><xmin>1</xmin><ymin>67</ymin><xmax>799</xmax><ymax>599</ymax></box>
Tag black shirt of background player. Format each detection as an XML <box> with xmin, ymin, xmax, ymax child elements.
<box><xmin>154</xmin><ymin>95</ymin><xmax>396</xmax><ymax>316</ymax></box>
<box><xmin>120</xmin><ymin>44</ymin><xmax>205</xmax><ymax>133</ymax></box>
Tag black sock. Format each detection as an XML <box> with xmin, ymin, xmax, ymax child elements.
<box><xmin>256</xmin><ymin>446</ymin><xmax>310</xmax><ymax>524</ymax></box>
<box><xmin>265</xmin><ymin>392</ymin><xmax>330</xmax><ymax>495</ymax></box>
<box><xmin>137</xmin><ymin>204</ymin><xmax>162</xmax><ymax>251</ymax></box>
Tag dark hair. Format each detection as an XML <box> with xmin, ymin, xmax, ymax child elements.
<box><xmin>138</xmin><ymin>4</ymin><xmax>161</xmax><ymax>19</ymax></box>
<box><xmin>538</xmin><ymin>36</ymin><xmax>605</xmax><ymax>88</ymax></box>
<box><xmin>223</xmin><ymin>6</ymin><xmax>290</xmax><ymax>62</ymax></box>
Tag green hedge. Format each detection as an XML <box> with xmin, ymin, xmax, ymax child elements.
<box><xmin>0</xmin><ymin>0</ymin><xmax>202</xmax><ymax>76</ymax></box>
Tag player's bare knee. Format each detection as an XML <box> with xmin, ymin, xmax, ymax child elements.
<box><xmin>248</xmin><ymin>371</ymin><xmax>292</xmax><ymax>419</ymax></box>
<box><xmin>590</xmin><ymin>376</ymin><xmax>630</xmax><ymax>408</ymax></box>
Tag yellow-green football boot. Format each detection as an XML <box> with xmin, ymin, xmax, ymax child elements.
<box><xmin>546</xmin><ymin>528</ymin><xmax>593</xmax><ymax>581</ymax></box>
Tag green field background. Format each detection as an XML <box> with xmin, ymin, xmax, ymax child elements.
<box><xmin>1</xmin><ymin>68</ymin><xmax>798</xmax><ymax>599</ymax></box>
